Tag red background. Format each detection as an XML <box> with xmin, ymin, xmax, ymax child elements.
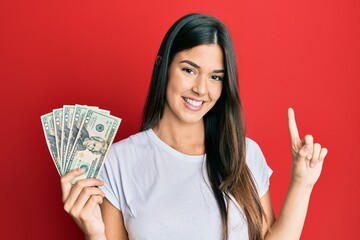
<box><xmin>1</xmin><ymin>0</ymin><xmax>359</xmax><ymax>239</ymax></box>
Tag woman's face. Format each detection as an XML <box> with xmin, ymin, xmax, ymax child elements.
<box><xmin>164</xmin><ymin>44</ymin><xmax>224</xmax><ymax>125</ymax></box>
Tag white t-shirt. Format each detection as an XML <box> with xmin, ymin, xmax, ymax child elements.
<box><xmin>99</xmin><ymin>129</ymin><xmax>272</xmax><ymax>240</ymax></box>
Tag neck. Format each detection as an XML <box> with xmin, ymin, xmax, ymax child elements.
<box><xmin>153</xmin><ymin>110</ymin><xmax>205</xmax><ymax>156</ymax></box>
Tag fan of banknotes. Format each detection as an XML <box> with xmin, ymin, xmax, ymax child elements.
<box><xmin>41</xmin><ymin>105</ymin><xmax>121</xmax><ymax>182</ymax></box>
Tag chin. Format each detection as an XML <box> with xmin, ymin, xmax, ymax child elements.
<box><xmin>179</xmin><ymin>114</ymin><xmax>205</xmax><ymax>125</ymax></box>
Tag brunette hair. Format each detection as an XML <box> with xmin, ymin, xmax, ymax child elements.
<box><xmin>141</xmin><ymin>13</ymin><xmax>265</xmax><ymax>240</ymax></box>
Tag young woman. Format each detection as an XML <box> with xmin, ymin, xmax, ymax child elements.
<box><xmin>61</xmin><ymin>13</ymin><xmax>328</xmax><ymax>240</ymax></box>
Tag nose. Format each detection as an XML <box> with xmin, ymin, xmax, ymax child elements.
<box><xmin>192</xmin><ymin>75</ymin><xmax>208</xmax><ymax>96</ymax></box>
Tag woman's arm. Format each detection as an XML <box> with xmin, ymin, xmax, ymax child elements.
<box><xmin>261</xmin><ymin>108</ymin><xmax>328</xmax><ymax>239</ymax></box>
<box><xmin>261</xmin><ymin>183</ymin><xmax>314</xmax><ymax>239</ymax></box>
<box><xmin>101</xmin><ymin>198</ymin><xmax>128</xmax><ymax>240</ymax></box>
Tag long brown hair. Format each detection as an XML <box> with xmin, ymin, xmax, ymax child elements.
<box><xmin>141</xmin><ymin>13</ymin><xmax>265</xmax><ymax>239</ymax></box>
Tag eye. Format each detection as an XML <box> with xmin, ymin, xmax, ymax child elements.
<box><xmin>212</xmin><ymin>75</ymin><xmax>224</xmax><ymax>81</ymax></box>
<box><xmin>182</xmin><ymin>67</ymin><xmax>196</xmax><ymax>75</ymax></box>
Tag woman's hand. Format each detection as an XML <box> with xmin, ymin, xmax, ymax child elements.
<box><xmin>288</xmin><ymin>108</ymin><xmax>328</xmax><ymax>188</ymax></box>
<box><xmin>61</xmin><ymin>168</ymin><xmax>106</xmax><ymax>240</ymax></box>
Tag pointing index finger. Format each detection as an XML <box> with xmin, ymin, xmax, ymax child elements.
<box><xmin>288</xmin><ymin>108</ymin><xmax>300</xmax><ymax>142</ymax></box>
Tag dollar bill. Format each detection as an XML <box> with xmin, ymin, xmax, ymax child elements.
<box><xmin>99</xmin><ymin>109</ymin><xmax>110</xmax><ymax>115</ymax></box>
<box><xmin>62</xmin><ymin>105</ymin><xmax>104</xmax><ymax>171</ymax></box>
<box><xmin>53</xmin><ymin>108</ymin><xmax>63</xmax><ymax>173</ymax></box>
<box><xmin>61</xmin><ymin>105</ymin><xmax>75</xmax><ymax>170</ymax></box>
<box><xmin>41</xmin><ymin>113</ymin><xmax>61</xmax><ymax>175</ymax></box>
<box><xmin>42</xmin><ymin>105</ymin><xmax>120</xmax><ymax>179</ymax></box>
<box><xmin>65</xmin><ymin>109</ymin><xmax>121</xmax><ymax>182</ymax></box>
<box><xmin>63</xmin><ymin>105</ymin><xmax>89</xmax><ymax>171</ymax></box>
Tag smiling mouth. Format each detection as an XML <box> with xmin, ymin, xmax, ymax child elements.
<box><xmin>183</xmin><ymin>97</ymin><xmax>204</xmax><ymax>107</ymax></box>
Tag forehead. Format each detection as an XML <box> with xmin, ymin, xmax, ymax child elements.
<box><xmin>174</xmin><ymin>44</ymin><xmax>224</xmax><ymax>68</ymax></box>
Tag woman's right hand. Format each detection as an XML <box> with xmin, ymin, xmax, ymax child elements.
<box><xmin>61</xmin><ymin>168</ymin><xmax>107</xmax><ymax>240</ymax></box>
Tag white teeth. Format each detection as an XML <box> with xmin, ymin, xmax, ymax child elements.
<box><xmin>184</xmin><ymin>98</ymin><xmax>203</xmax><ymax>107</ymax></box>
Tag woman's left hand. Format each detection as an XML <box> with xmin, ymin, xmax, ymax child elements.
<box><xmin>288</xmin><ymin>108</ymin><xmax>328</xmax><ymax>188</ymax></box>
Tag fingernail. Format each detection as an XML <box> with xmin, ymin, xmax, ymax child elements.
<box><xmin>78</xmin><ymin>168</ymin><xmax>85</xmax><ymax>173</ymax></box>
<box><xmin>310</xmin><ymin>163</ymin><xmax>315</xmax><ymax>168</ymax></box>
<box><xmin>306</xmin><ymin>154</ymin><xmax>312</xmax><ymax>160</ymax></box>
<box><xmin>305</xmin><ymin>144</ymin><xmax>311</xmax><ymax>152</ymax></box>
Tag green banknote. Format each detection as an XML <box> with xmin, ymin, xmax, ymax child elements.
<box><xmin>63</xmin><ymin>105</ymin><xmax>89</xmax><ymax>171</ymax></box>
<box><xmin>41</xmin><ymin>105</ymin><xmax>121</xmax><ymax>180</ymax></box>
<box><xmin>41</xmin><ymin>113</ymin><xmax>61</xmax><ymax>175</ymax></box>
<box><xmin>65</xmin><ymin>109</ymin><xmax>121</xmax><ymax>182</ymax></box>
<box><xmin>53</xmin><ymin>108</ymin><xmax>63</xmax><ymax>171</ymax></box>
<box><xmin>61</xmin><ymin>105</ymin><xmax>75</xmax><ymax>170</ymax></box>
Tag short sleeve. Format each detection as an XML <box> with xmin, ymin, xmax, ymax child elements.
<box><xmin>245</xmin><ymin>138</ymin><xmax>273</xmax><ymax>197</ymax></box>
<box><xmin>98</xmin><ymin>142</ymin><xmax>124</xmax><ymax>211</ymax></box>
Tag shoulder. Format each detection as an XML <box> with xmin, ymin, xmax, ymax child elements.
<box><xmin>110</xmin><ymin>130</ymin><xmax>150</xmax><ymax>154</ymax></box>
<box><xmin>245</xmin><ymin>137</ymin><xmax>273</xmax><ymax>197</ymax></box>
<box><xmin>99</xmin><ymin>131</ymin><xmax>151</xmax><ymax>211</ymax></box>
<box><xmin>245</xmin><ymin>137</ymin><xmax>265</xmax><ymax>163</ymax></box>
<box><xmin>105</xmin><ymin>130</ymin><xmax>152</xmax><ymax>167</ymax></box>
<box><xmin>245</xmin><ymin>137</ymin><xmax>266</xmax><ymax>166</ymax></box>
<box><xmin>114</xmin><ymin>130</ymin><xmax>150</xmax><ymax>148</ymax></box>
<box><xmin>245</xmin><ymin>137</ymin><xmax>262</xmax><ymax>153</ymax></box>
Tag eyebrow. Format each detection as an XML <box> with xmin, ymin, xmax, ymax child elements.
<box><xmin>179</xmin><ymin>60</ymin><xmax>225</xmax><ymax>73</ymax></box>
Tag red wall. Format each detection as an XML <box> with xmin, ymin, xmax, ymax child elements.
<box><xmin>1</xmin><ymin>0</ymin><xmax>359</xmax><ymax>239</ymax></box>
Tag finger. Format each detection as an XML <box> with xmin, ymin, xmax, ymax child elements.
<box><xmin>61</xmin><ymin>168</ymin><xmax>86</xmax><ymax>202</ymax></box>
<box><xmin>79</xmin><ymin>195</ymin><xmax>104</xmax><ymax>221</ymax></box>
<box><xmin>303</xmin><ymin>135</ymin><xmax>314</xmax><ymax>160</ymax></box>
<box><xmin>296</xmin><ymin>145</ymin><xmax>310</xmax><ymax>162</ymax></box>
<box><xmin>298</xmin><ymin>144</ymin><xmax>312</xmax><ymax>161</ymax></box>
<box><xmin>310</xmin><ymin>143</ymin><xmax>321</xmax><ymax>168</ymax></box>
<box><xmin>288</xmin><ymin>108</ymin><xmax>300</xmax><ymax>142</ymax></box>
<box><xmin>319</xmin><ymin>147</ymin><xmax>328</xmax><ymax>161</ymax></box>
<box><xmin>69</xmin><ymin>187</ymin><xmax>105</xmax><ymax>217</ymax></box>
<box><xmin>63</xmin><ymin>178</ymin><xmax>104</xmax><ymax>213</ymax></box>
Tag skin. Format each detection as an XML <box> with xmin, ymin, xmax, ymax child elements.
<box><xmin>262</xmin><ymin>108</ymin><xmax>328</xmax><ymax>239</ymax></box>
<box><xmin>153</xmin><ymin>44</ymin><xmax>224</xmax><ymax>154</ymax></box>
<box><xmin>61</xmin><ymin>44</ymin><xmax>328</xmax><ymax>240</ymax></box>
